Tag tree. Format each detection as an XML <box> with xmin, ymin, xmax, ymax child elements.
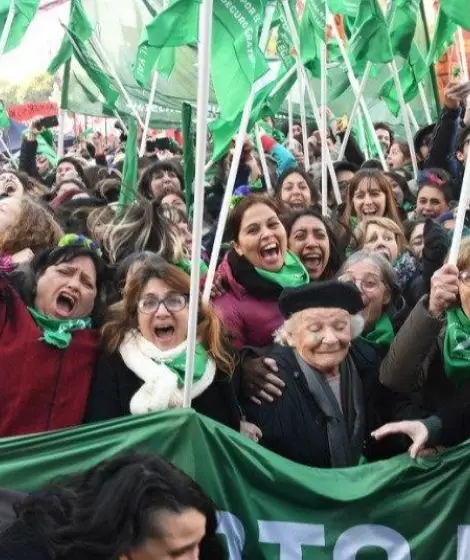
<box><xmin>0</xmin><ymin>80</ymin><xmax>20</xmax><ymax>105</ymax></box>
<box><xmin>17</xmin><ymin>73</ymin><xmax>54</xmax><ymax>104</ymax></box>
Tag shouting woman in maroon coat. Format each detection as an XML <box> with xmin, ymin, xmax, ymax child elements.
<box><xmin>0</xmin><ymin>235</ymin><xmax>106</xmax><ymax>437</ymax></box>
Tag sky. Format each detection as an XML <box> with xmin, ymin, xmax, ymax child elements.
<box><xmin>0</xmin><ymin>1</ymin><xmax>70</xmax><ymax>84</ymax></box>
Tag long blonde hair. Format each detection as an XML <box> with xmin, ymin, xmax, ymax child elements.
<box><xmin>102</xmin><ymin>261</ymin><xmax>236</xmax><ymax>374</ymax></box>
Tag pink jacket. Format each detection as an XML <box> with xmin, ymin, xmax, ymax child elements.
<box><xmin>212</xmin><ymin>258</ymin><xmax>283</xmax><ymax>350</ymax></box>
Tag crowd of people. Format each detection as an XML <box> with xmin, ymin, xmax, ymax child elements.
<box><xmin>1</xmin><ymin>76</ymin><xmax>470</xmax><ymax>555</ymax></box>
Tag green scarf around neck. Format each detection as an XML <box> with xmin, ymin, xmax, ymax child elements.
<box><xmin>28</xmin><ymin>307</ymin><xmax>92</xmax><ymax>349</ymax></box>
<box><xmin>255</xmin><ymin>250</ymin><xmax>310</xmax><ymax>289</ymax></box>
<box><xmin>152</xmin><ymin>342</ymin><xmax>208</xmax><ymax>386</ymax></box>
<box><xmin>175</xmin><ymin>258</ymin><xmax>209</xmax><ymax>276</ymax></box>
<box><xmin>443</xmin><ymin>307</ymin><xmax>470</xmax><ymax>386</ymax></box>
<box><xmin>361</xmin><ymin>313</ymin><xmax>394</xmax><ymax>346</ymax></box>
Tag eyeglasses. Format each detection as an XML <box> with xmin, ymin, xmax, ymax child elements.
<box><xmin>459</xmin><ymin>270</ymin><xmax>470</xmax><ymax>287</ymax></box>
<box><xmin>338</xmin><ymin>272</ymin><xmax>381</xmax><ymax>292</ymax></box>
<box><xmin>138</xmin><ymin>293</ymin><xmax>188</xmax><ymax>314</ymax></box>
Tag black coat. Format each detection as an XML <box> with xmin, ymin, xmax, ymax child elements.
<box><xmin>83</xmin><ymin>352</ymin><xmax>241</xmax><ymax>430</ymax></box>
<box><xmin>243</xmin><ymin>344</ymin><xmax>423</xmax><ymax>468</ymax></box>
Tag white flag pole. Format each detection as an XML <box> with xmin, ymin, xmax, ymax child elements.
<box><xmin>281</xmin><ymin>0</ymin><xmax>341</xmax><ymax>205</ymax></box>
<box><xmin>268</xmin><ymin>64</ymin><xmax>297</xmax><ymax>100</ymax></box>
<box><xmin>357</xmin><ymin>108</ymin><xmax>369</xmax><ymax>160</ymax></box>
<box><xmin>407</xmin><ymin>104</ymin><xmax>420</xmax><ymax>132</ymax></box>
<box><xmin>57</xmin><ymin>110</ymin><xmax>65</xmax><ymax>158</ymax></box>
<box><xmin>298</xmin><ymin>73</ymin><xmax>310</xmax><ymax>169</ymax></box>
<box><xmin>287</xmin><ymin>92</ymin><xmax>294</xmax><ymax>147</ymax></box>
<box><xmin>448</xmin><ymin>151</ymin><xmax>470</xmax><ymax>265</ymax></box>
<box><xmin>202</xmin><ymin>2</ymin><xmax>276</xmax><ymax>304</ymax></box>
<box><xmin>418</xmin><ymin>83</ymin><xmax>433</xmax><ymax>125</ymax></box>
<box><xmin>457</xmin><ymin>27</ymin><xmax>469</xmax><ymax>82</ymax></box>
<box><xmin>388</xmin><ymin>60</ymin><xmax>419</xmax><ymax>177</ymax></box>
<box><xmin>254</xmin><ymin>124</ymin><xmax>274</xmax><ymax>194</ymax></box>
<box><xmin>320</xmin><ymin>24</ymin><xmax>328</xmax><ymax>215</ymax></box>
<box><xmin>139</xmin><ymin>70</ymin><xmax>159</xmax><ymax>157</ymax></box>
<box><xmin>0</xmin><ymin>132</ymin><xmax>17</xmax><ymax>169</ymax></box>
<box><xmin>329</xmin><ymin>14</ymin><xmax>388</xmax><ymax>169</ymax></box>
<box><xmin>0</xmin><ymin>0</ymin><xmax>15</xmax><ymax>61</ymax></box>
<box><xmin>182</xmin><ymin>0</ymin><xmax>214</xmax><ymax>408</ymax></box>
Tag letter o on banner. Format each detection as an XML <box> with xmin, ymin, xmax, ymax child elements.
<box><xmin>333</xmin><ymin>525</ymin><xmax>411</xmax><ymax>560</ymax></box>
<box><xmin>216</xmin><ymin>511</ymin><xmax>246</xmax><ymax>560</ymax></box>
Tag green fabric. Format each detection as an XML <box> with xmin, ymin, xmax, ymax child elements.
<box><xmin>388</xmin><ymin>0</ymin><xmax>419</xmax><ymax>59</ymax></box>
<box><xmin>255</xmin><ymin>250</ymin><xmax>310</xmax><ymax>289</ymax></box>
<box><xmin>175</xmin><ymin>258</ymin><xmax>208</xmax><ymax>276</ymax></box>
<box><xmin>27</xmin><ymin>307</ymin><xmax>91</xmax><ymax>349</ymax></box>
<box><xmin>426</xmin><ymin>9</ymin><xmax>456</xmax><ymax>65</ymax></box>
<box><xmin>181</xmin><ymin>102</ymin><xmax>195</xmax><ymax>210</ymax></box>
<box><xmin>0</xmin><ymin>102</ymin><xmax>9</xmax><ymax>129</ymax></box>
<box><xmin>327</xmin><ymin>0</ymin><xmax>357</xmax><ymax>17</ymax></box>
<box><xmin>35</xmin><ymin>133</ymin><xmax>59</xmax><ymax>167</ymax></box>
<box><xmin>443</xmin><ymin>307</ymin><xmax>470</xmax><ymax>386</ymax></box>
<box><xmin>0</xmin><ymin>0</ymin><xmax>40</xmax><ymax>55</ymax></box>
<box><xmin>118</xmin><ymin>118</ymin><xmax>138</xmax><ymax>214</ymax></box>
<box><xmin>299</xmin><ymin>0</ymin><xmax>321</xmax><ymax>78</ymax></box>
<box><xmin>348</xmin><ymin>0</ymin><xmax>393</xmax><ymax>65</ymax></box>
<box><xmin>441</xmin><ymin>0</ymin><xmax>470</xmax><ymax>31</ymax></box>
<box><xmin>154</xmin><ymin>342</ymin><xmax>208</xmax><ymax>387</ymax></box>
<box><xmin>361</xmin><ymin>313</ymin><xmax>395</xmax><ymax>346</ymax></box>
<box><xmin>2</xmin><ymin>408</ymin><xmax>470</xmax><ymax>558</ymax></box>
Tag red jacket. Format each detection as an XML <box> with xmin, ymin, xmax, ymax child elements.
<box><xmin>0</xmin><ymin>276</ymin><xmax>99</xmax><ymax>437</ymax></box>
<box><xmin>212</xmin><ymin>258</ymin><xmax>283</xmax><ymax>350</ymax></box>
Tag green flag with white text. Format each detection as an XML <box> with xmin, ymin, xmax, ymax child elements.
<box><xmin>0</xmin><ymin>0</ymin><xmax>39</xmax><ymax>54</ymax></box>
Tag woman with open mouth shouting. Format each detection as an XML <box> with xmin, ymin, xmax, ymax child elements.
<box><xmin>212</xmin><ymin>195</ymin><xmax>310</xmax><ymax>349</ymax></box>
<box><xmin>84</xmin><ymin>259</ymin><xmax>241</xmax><ymax>431</ymax></box>
<box><xmin>0</xmin><ymin>234</ymin><xmax>106</xmax><ymax>437</ymax></box>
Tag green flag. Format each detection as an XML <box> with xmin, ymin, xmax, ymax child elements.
<box><xmin>181</xmin><ymin>102</ymin><xmax>195</xmax><ymax>210</ymax></box>
<box><xmin>118</xmin><ymin>118</ymin><xmax>138</xmax><ymax>213</ymax></box>
<box><xmin>47</xmin><ymin>0</ymin><xmax>93</xmax><ymax>75</ymax></box>
<box><xmin>349</xmin><ymin>0</ymin><xmax>394</xmax><ymax>65</ymax></box>
<box><xmin>0</xmin><ymin>102</ymin><xmax>9</xmax><ymax>129</ymax></box>
<box><xmin>0</xmin><ymin>0</ymin><xmax>40</xmax><ymax>54</ymax></box>
<box><xmin>379</xmin><ymin>42</ymin><xmax>427</xmax><ymax>116</ymax></box>
<box><xmin>299</xmin><ymin>0</ymin><xmax>323</xmax><ymax>78</ymax></box>
<box><xmin>211</xmin><ymin>0</ymin><xmax>269</xmax><ymax>120</ymax></box>
<box><xmin>327</xmin><ymin>0</ymin><xmax>357</xmax><ymax>17</ymax></box>
<box><xmin>426</xmin><ymin>9</ymin><xmax>457</xmax><ymax>65</ymax></box>
<box><xmin>441</xmin><ymin>0</ymin><xmax>470</xmax><ymax>31</ymax></box>
<box><xmin>388</xmin><ymin>0</ymin><xmax>420</xmax><ymax>59</ymax></box>
<box><xmin>134</xmin><ymin>0</ymin><xmax>201</xmax><ymax>87</ymax></box>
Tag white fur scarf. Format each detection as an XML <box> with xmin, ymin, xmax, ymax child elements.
<box><xmin>119</xmin><ymin>330</ymin><xmax>216</xmax><ymax>415</ymax></box>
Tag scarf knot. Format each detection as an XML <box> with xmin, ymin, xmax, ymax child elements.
<box><xmin>27</xmin><ymin>307</ymin><xmax>91</xmax><ymax>349</ymax></box>
<box><xmin>443</xmin><ymin>307</ymin><xmax>470</xmax><ymax>386</ymax></box>
<box><xmin>255</xmin><ymin>250</ymin><xmax>310</xmax><ymax>289</ymax></box>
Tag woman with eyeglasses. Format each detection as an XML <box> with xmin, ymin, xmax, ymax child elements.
<box><xmin>84</xmin><ymin>259</ymin><xmax>241</xmax><ymax>430</ymax></box>
<box><xmin>380</xmin><ymin>237</ymin><xmax>470</xmax><ymax>412</ymax></box>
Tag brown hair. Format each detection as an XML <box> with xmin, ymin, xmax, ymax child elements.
<box><xmin>341</xmin><ymin>169</ymin><xmax>402</xmax><ymax>228</ymax></box>
<box><xmin>354</xmin><ymin>217</ymin><xmax>408</xmax><ymax>254</ymax></box>
<box><xmin>456</xmin><ymin>237</ymin><xmax>470</xmax><ymax>271</ymax></box>
<box><xmin>101</xmin><ymin>261</ymin><xmax>236</xmax><ymax>374</ymax></box>
<box><xmin>0</xmin><ymin>196</ymin><xmax>63</xmax><ymax>254</ymax></box>
<box><xmin>225</xmin><ymin>194</ymin><xmax>282</xmax><ymax>242</ymax></box>
<box><xmin>1</xmin><ymin>170</ymin><xmax>49</xmax><ymax>198</ymax></box>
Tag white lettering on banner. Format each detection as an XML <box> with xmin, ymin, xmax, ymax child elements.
<box><xmin>218</xmin><ymin>0</ymin><xmax>257</xmax><ymax>65</ymax></box>
<box><xmin>258</xmin><ymin>521</ymin><xmax>326</xmax><ymax>558</ymax></box>
<box><xmin>333</xmin><ymin>526</ymin><xmax>411</xmax><ymax>559</ymax></box>
<box><xmin>216</xmin><ymin>512</ymin><xmax>245</xmax><ymax>560</ymax></box>
<box><xmin>457</xmin><ymin>526</ymin><xmax>470</xmax><ymax>560</ymax></box>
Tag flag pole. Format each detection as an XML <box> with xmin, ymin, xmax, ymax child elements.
<box><xmin>254</xmin><ymin>124</ymin><xmax>274</xmax><ymax>194</ymax></box>
<box><xmin>320</xmin><ymin>18</ymin><xmax>328</xmax><ymax>215</ymax></box>
<box><xmin>388</xmin><ymin>60</ymin><xmax>419</xmax><ymax>177</ymax></box>
<box><xmin>281</xmin><ymin>0</ymin><xmax>341</xmax><ymax>205</ymax></box>
<box><xmin>287</xmin><ymin>91</ymin><xmax>294</xmax><ymax>147</ymax></box>
<box><xmin>457</xmin><ymin>28</ymin><xmax>469</xmax><ymax>82</ymax></box>
<box><xmin>298</xmin><ymin>73</ymin><xmax>310</xmax><ymax>169</ymax></box>
<box><xmin>90</xmin><ymin>35</ymin><xmax>145</xmax><ymax>129</ymax></box>
<box><xmin>0</xmin><ymin>132</ymin><xmax>17</xmax><ymax>169</ymax></box>
<box><xmin>0</xmin><ymin>0</ymin><xmax>15</xmax><ymax>60</ymax></box>
<box><xmin>268</xmin><ymin>64</ymin><xmax>297</xmax><ymax>100</ymax></box>
<box><xmin>329</xmin><ymin>13</ymin><xmax>388</xmax><ymax>169</ymax></box>
<box><xmin>407</xmin><ymin>105</ymin><xmax>420</xmax><ymax>132</ymax></box>
<box><xmin>139</xmin><ymin>70</ymin><xmax>159</xmax><ymax>157</ymax></box>
<box><xmin>57</xmin><ymin>110</ymin><xmax>65</xmax><ymax>157</ymax></box>
<box><xmin>418</xmin><ymin>83</ymin><xmax>433</xmax><ymax>125</ymax></box>
<box><xmin>202</xmin><ymin>2</ymin><xmax>276</xmax><ymax>304</ymax></box>
<box><xmin>357</xmin><ymin>109</ymin><xmax>369</xmax><ymax>160</ymax></box>
<box><xmin>448</xmin><ymin>150</ymin><xmax>470</xmax><ymax>265</ymax></box>
<box><xmin>182</xmin><ymin>0</ymin><xmax>213</xmax><ymax>408</ymax></box>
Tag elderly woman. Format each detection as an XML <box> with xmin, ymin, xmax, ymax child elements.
<box><xmin>380</xmin><ymin>238</ymin><xmax>470</xmax><ymax>411</ymax></box>
<box><xmin>0</xmin><ymin>235</ymin><xmax>106</xmax><ymax>436</ymax></box>
<box><xmin>243</xmin><ymin>281</ymin><xmax>414</xmax><ymax>467</ymax></box>
<box><xmin>84</xmin><ymin>259</ymin><xmax>241</xmax><ymax>430</ymax></box>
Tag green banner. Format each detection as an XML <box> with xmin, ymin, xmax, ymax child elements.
<box><xmin>0</xmin><ymin>409</ymin><xmax>470</xmax><ymax>558</ymax></box>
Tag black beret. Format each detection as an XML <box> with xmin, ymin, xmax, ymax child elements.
<box><xmin>279</xmin><ymin>280</ymin><xmax>364</xmax><ymax>318</ymax></box>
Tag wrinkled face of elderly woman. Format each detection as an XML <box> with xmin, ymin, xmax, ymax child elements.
<box><xmin>286</xmin><ymin>307</ymin><xmax>352</xmax><ymax>375</ymax></box>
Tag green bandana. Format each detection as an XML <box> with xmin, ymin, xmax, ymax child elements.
<box><xmin>152</xmin><ymin>342</ymin><xmax>208</xmax><ymax>386</ymax></box>
<box><xmin>175</xmin><ymin>259</ymin><xmax>209</xmax><ymax>276</ymax></box>
<box><xmin>443</xmin><ymin>307</ymin><xmax>470</xmax><ymax>386</ymax></box>
<box><xmin>361</xmin><ymin>313</ymin><xmax>395</xmax><ymax>346</ymax></box>
<box><xmin>28</xmin><ymin>307</ymin><xmax>92</xmax><ymax>349</ymax></box>
<box><xmin>255</xmin><ymin>251</ymin><xmax>310</xmax><ymax>289</ymax></box>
